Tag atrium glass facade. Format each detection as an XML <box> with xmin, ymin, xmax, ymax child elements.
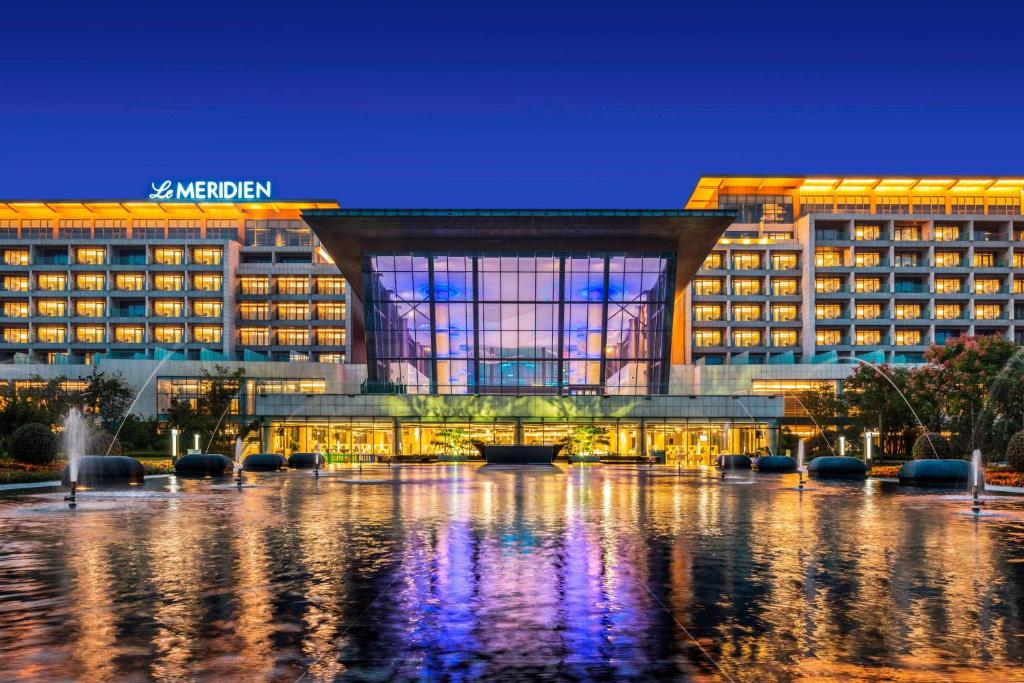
<box><xmin>364</xmin><ymin>252</ymin><xmax>675</xmax><ymax>395</ymax></box>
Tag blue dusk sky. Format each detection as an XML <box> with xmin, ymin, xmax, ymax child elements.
<box><xmin>0</xmin><ymin>0</ymin><xmax>1022</xmax><ymax>206</ymax></box>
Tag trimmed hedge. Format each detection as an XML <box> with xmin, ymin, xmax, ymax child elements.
<box><xmin>11</xmin><ymin>423</ymin><xmax>58</xmax><ymax>465</ymax></box>
<box><xmin>911</xmin><ymin>432</ymin><xmax>953</xmax><ymax>460</ymax></box>
<box><xmin>1006</xmin><ymin>431</ymin><xmax>1024</xmax><ymax>472</ymax></box>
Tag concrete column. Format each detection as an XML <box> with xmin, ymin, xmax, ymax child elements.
<box><xmin>639</xmin><ymin>418</ymin><xmax>647</xmax><ymax>457</ymax></box>
<box><xmin>392</xmin><ymin>418</ymin><xmax>402</xmax><ymax>455</ymax></box>
<box><xmin>514</xmin><ymin>417</ymin><xmax>523</xmax><ymax>445</ymax></box>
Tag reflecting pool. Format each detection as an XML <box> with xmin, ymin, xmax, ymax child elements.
<box><xmin>1</xmin><ymin>466</ymin><xmax>1024</xmax><ymax>681</ymax></box>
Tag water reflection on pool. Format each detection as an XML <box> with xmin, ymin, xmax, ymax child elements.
<box><xmin>1</xmin><ymin>466</ymin><xmax>1023</xmax><ymax>681</ymax></box>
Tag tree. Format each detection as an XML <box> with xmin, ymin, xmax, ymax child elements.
<box><xmin>10</xmin><ymin>423</ymin><xmax>58</xmax><ymax>465</ymax></box>
<box><xmin>81</xmin><ymin>370</ymin><xmax>135</xmax><ymax>433</ymax></box>
<box><xmin>793</xmin><ymin>385</ymin><xmax>842</xmax><ymax>433</ymax></box>
<box><xmin>841</xmin><ymin>364</ymin><xmax>917</xmax><ymax>458</ymax></box>
<box><xmin>0</xmin><ymin>376</ymin><xmax>72</xmax><ymax>452</ymax></box>
<box><xmin>165</xmin><ymin>366</ymin><xmax>247</xmax><ymax>456</ymax></box>
<box><xmin>560</xmin><ymin>425</ymin><xmax>610</xmax><ymax>456</ymax></box>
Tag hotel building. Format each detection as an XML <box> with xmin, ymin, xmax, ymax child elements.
<box><xmin>1</xmin><ymin>176</ymin><xmax>1021</xmax><ymax>460</ymax></box>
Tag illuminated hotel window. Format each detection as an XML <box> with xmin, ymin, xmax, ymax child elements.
<box><xmin>75</xmin><ymin>299</ymin><xmax>105</xmax><ymax>317</ymax></box>
<box><xmin>973</xmin><ymin>251</ymin><xmax>997</xmax><ymax>267</ymax></box>
<box><xmin>153</xmin><ymin>325</ymin><xmax>184</xmax><ymax>344</ymax></box>
<box><xmin>3</xmin><ymin>301</ymin><xmax>28</xmax><ymax>317</ymax></box>
<box><xmin>75</xmin><ymin>247</ymin><xmax>105</xmax><ymax>265</ymax></box>
<box><xmin>702</xmin><ymin>252</ymin><xmax>723</xmax><ymax>269</ymax></box>
<box><xmin>154</xmin><ymin>274</ymin><xmax>184</xmax><ymax>291</ymax></box>
<box><xmin>239</xmin><ymin>327</ymin><xmax>270</xmax><ymax>345</ymax></box>
<box><xmin>206</xmin><ymin>219</ymin><xmax>238</xmax><ymax>240</ymax></box>
<box><xmin>318</xmin><ymin>352</ymin><xmax>343</xmax><ymax>363</ymax></box>
<box><xmin>815</xmin><ymin>277</ymin><xmax>843</xmax><ymax>293</ymax></box>
<box><xmin>815</xmin><ymin>303</ymin><xmax>842</xmax><ymax>320</ymax></box>
<box><xmin>38</xmin><ymin>273</ymin><xmax>67</xmax><ymax>291</ymax></box>
<box><xmin>153</xmin><ymin>248</ymin><xmax>184</xmax><ymax>265</ymax></box>
<box><xmin>316</xmin><ymin>302</ymin><xmax>345</xmax><ymax>320</ymax></box>
<box><xmin>693</xmin><ymin>278</ymin><xmax>722</xmax><ymax>295</ymax></box>
<box><xmin>133</xmin><ymin>220</ymin><xmax>165</xmax><ymax>239</ymax></box>
<box><xmin>693</xmin><ymin>329</ymin><xmax>722</xmax><ymax>347</ymax></box>
<box><xmin>894</xmin><ymin>329</ymin><xmax>922</xmax><ymax>346</ymax></box>
<box><xmin>935</xmin><ymin>278</ymin><xmax>962</xmax><ymax>293</ymax></box>
<box><xmin>974</xmin><ymin>278</ymin><xmax>1002</xmax><ymax>294</ymax></box>
<box><xmin>114</xmin><ymin>326</ymin><xmax>144</xmax><ymax>344</ymax></box>
<box><xmin>191</xmin><ymin>247</ymin><xmax>223</xmax><ymax>265</ymax></box>
<box><xmin>3</xmin><ymin>250</ymin><xmax>29</xmax><ymax>266</ymax></box>
<box><xmin>732</xmin><ymin>304</ymin><xmax>762</xmax><ymax>321</ymax></box>
<box><xmin>167</xmin><ymin>219</ymin><xmax>201</xmax><ymax>239</ymax></box>
<box><xmin>815</xmin><ymin>248</ymin><xmax>845</xmax><ymax>267</ymax></box>
<box><xmin>152</xmin><ymin>299</ymin><xmax>183</xmax><ymax>317</ymax></box>
<box><xmin>75</xmin><ymin>273</ymin><xmax>105</xmax><ymax>291</ymax></box>
<box><xmin>854</xmin><ymin>329</ymin><xmax>882</xmax><ymax>346</ymax></box>
<box><xmin>21</xmin><ymin>219</ymin><xmax>52</xmax><ymax>239</ymax></box>
<box><xmin>771</xmin><ymin>253</ymin><xmax>798</xmax><ymax>270</ymax></box>
<box><xmin>0</xmin><ymin>220</ymin><xmax>16</xmax><ymax>238</ymax></box>
<box><xmin>717</xmin><ymin>193</ymin><xmax>793</xmax><ymax>223</ymax></box>
<box><xmin>854</xmin><ymin>304</ymin><xmax>882</xmax><ymax>319</ymax></box>
<box><xmin>276</xmin><ymin>328</ymin><xmax>310</xmax><ymax>345</ymax></box>
<box><xmin>732</xmin><ymin>278</ymin><xmax>762</xmax><ymax>295</ymax></box>
<box><xmin>278</xmin><ymin>303</ymin><xmax>310</xmax><ymax>320</ymax></box>
<box><xmin>951</xmin><ymin>196</ymin><xmax>984</xmax><ymax>214</ymax></box>
<box><xmin>58</xmin><ymin>219</ymin><xmax>90</xmax><ymax>239</ymax></box>
<box><xmin>191</xmin><ymin>274</ymin><xmax>222</xmax><ymax>292</ymax></box>
<box><xmin>854</xmin><ymin>224</ymin><xmax>881</xmax><ymax>240</ymax></box>
<box><xmin>192</xmin><ymin>300</ymin><xmax>222</xmax><ymax>318</ymax></box>
<box><xmin>854</xmin><ymin>251</ymin><xmax>882</xmax><ymax>267</ymax></box>
<box><xmin>1014</xmin><ymin>279</ymin><xmax>1024</xmax><ymax>294</ymax></box>
<box><xmin>315</xmin><ymin>276</ymin><xmax>345</xmax><ymax>295</ymax></box>
<box><xmin>975</xmin><ymin>304</ymin><xmax>1002</xmax><ymax>320</ymax></box>
<box><xmin>240</xmin><ymin>276</ymin><xmax>270</xmax><ymax>295</ymax></box>
<box><xmin>732</xmin><ymin>252</ymin><xmax>762</xmax><ymax>270</ymax></box>
<box><xmin>36</xmin><ymin>299</ymin><xmax>66</xmax><ymax>316</ymax></box>
<box><xmin>876</xmin><ymin>196</ymin><xmax>909</xmax><ymax>214</ymax></box>
<box><xmin>911</xmin><ymin>197</ymin><xmax>945</xmax><ymax>215</ymax></box>
<box><xmin>836</xmin><ymin>195</ymin><xmax>870</xmax><ymax>213</ymax></box>
<box><xmin>115</xmin><ymin>273</ymin><xmax>145</xmax><ymax>291</ymax></box>
<box><xmin>256</xmin><ymin>379</ymin><xmax>327</xmax><ymax>395</ymax></box>
<box><xmin>192</xmin><ymin>325</ymin><xmax>223</xmax><ymax>343</ymax></box>
<box><xmin>854</xmin><ymin>277</ymin><xmax>882</xmax><ymax>293</ymax></box>
<box><xmin>934</xmin><ymin>224</ymin><xmax>961</xmax><ymax>241</ymax></box>
<box><xmin>3</xmin><ymin>276</ymin><xmax>29</xmax><ymax>292</ymax></box>
<box><xmin>94</xmin><ymin>219</ymin><xmax>126</xmax><ymax>239</ymax></box>
<box><xmin>815</xmin><ymin>329</ymin><xmax>842</xmax><ymax>346</ymax></box>
<box><xmin>732</xmin><ymin>330</ymin><xmax>762</xmax><ymax>347</ymax></box>
<box><xmin>799</xmin><ymin>194</ymin><xmax>834</xmax><ymax>215</ymax></box>
<box><xmin>239</xmin><ymin>302</ymin><xmax>270</xmax><ymax>320</ymax></box>
<box><xmin>893</xmin><ymin>223</ymin><xmax>922</xmax><ymax>240</ymax></box>
<box><xmin>245</xmin><ymin>219</ymin><xmax>312</xmax><ymax>247</ymax></box>
<box><xmin>36</xmin><ymin>325</ymin><xmax>66</xmax><ymax>343</ymax></box>
<box><xmin>988</xmin><ymin>196</ymin><xmax>1021</xmax><ymax>215</ymax></box>
<box><xmin>75</xmin><ymin>325</ymin><xmax>105</xmax><ymax>343</ymax></box>
<box><xmin>894</xmin><ymin>303</ymin><xmax>922</xmax><ymax>320</ymax></box>
<box><xmin>3</xmin><ymin>327</ymin><xmax>29</xmax><ymax>343</ymax></box>
<box><xmin>935</xmin><ymin>303</ymin><xmax>962</xmax><ymax>320</ymax></box>
<box><xmin>316</xmin><ymin>328</ymin><xmax>345</xmax><ymax>346</ymax></box>
<box><xmin>1013</xmin><ymin>253</ymin><xmax>1024</xmax><ymax>268</ymax></box>
<box><xmin>277</xmin><ymin>276</ymin><xmax>310</xmax><ymax>295</ymax></box>
<box><xmin>771</xmin><ymin>278</ymin><xmax>798</xmax><ymax>296</ymax></box>
<box><xmin>771</xmin><ymin>304</ymin><xmax>798</xmax><ymax>321</ymax></box>
<box><xmin>771</xmin><ymin>329</ymin><xmax>798</xmax><ymax>347</ymax></box>
<box><xmin>693</xmin><ymin>304</ymin><xmax>722</xmax><ymax>321</ymax></box>
<box><xmin>935</xmin><ymin>251</ymin><xmax>962</xmax><ymax>267</ymax></box>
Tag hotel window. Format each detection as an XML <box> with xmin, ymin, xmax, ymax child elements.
<box><xmin>38</xmin><ymin>273</ymin><xmax>67</xmax><ymax>291</ymax></box>
<box><xmin>893</xmin><ymin>223</ymin><xmax>922</xmax><ymax>241</ymax></box>
<box><xmin>911</xmin><ymin>196</ymin><xmax>945</xmax><ymax>215</ymax></box>
<box><xmin>239</xmin><ymin>302</ymin><xmax>271</xmax><ymax>320</ymax></box>
<box><xmin>133</xmin><ymin>220</ymin><xmax>165</xmax><ymax>239</ymax></box>
<box><xmin>693</xmin><ymin>278</ymin><xmax>722</xmax><ymax>295</ymax></box>
<box><xmin>152</xmin><ymin>299</ymin><xmax>184</xmax><ymax>317</ymax></box>
<box><xmin>21</xmin><ymin>219</ymin><xmax>52</xmax><ymax>239</ymax></box>
<box><xmin>277</xmin><ymin>276</ymin><xmax>310</xmax><ymax>295</ymax></box>
<box><xmin>192</xmin><ymin>325</ymin><xmax>223</xmax><ymax>343</ymax></box>
<box><xmin>732</xmin><ymin>304</ymin><xmax>762</xmax><ymax>321</ymax></box>
<box><xmin>894</xmin><ymin>303</ymin><xmax>922</xmax><ymax>320</ymax></box>
<box><xmin>114</xmin><ymin>326</ymin><xmax>144</xmax><ymax>344</ymax></box>
<box><xmin>771</xmin><ymin>329</ymin><xmax>798</xmax><ymax>347</ymax></box>
<box><xmin>192</xmin><ymin>247</ymin><xmax>223</xmax><ymax>265</ymax></box>
<box><xmin>75</xmin><ymin>299</ymin><xmax>105</xmax><ymax>317</ymax></box>
<box><xmin>855</xmin><ymin>329</ymin><xmax>882</xmax><ymax>346</ymax></box>
<box><xmin>771</xmin><ymin>304</ymin><xmax>798</xmax><ymax>322</ymax></box>
<box><xmin>316</xmin><ymin>328</ymin><xmax>345</xmax><ymax>346</ymax></box>
<box><xmin>894</xmin><ymin>329</ymin><xmax>922</xmax><ymax>346</ymax></box>
<box><xmin>36</xmin><ymin>300</ymin><xmax>66</xmax><ymax>316</ymax></box>
<box><xmin>693</xmin><ymin>304</ymin><xmax>722</xmax><ymax>321</ymax></box>
<box><xmin>854</xmin><ymin>277</ymin><xmax>881</xmax><ymax>293</ymax></box>
<box><xmin>36</xmin><ymin>325</ymin><xmax>66</xmax><ymax>343</ymax></box>
<box><xmin>771</xmin><ymin>253</ymin><xmax>798</xmax><ymax>270</ymax></box>
<box><xmin>256</xmin><ymin>379</ymin><xmax>328</xmax><ymax>395</ymax></box>
<box><xmin>206</xmin><ymin>219</ymin><xmax>238</xmax><ymax>240</ymax></box>
<box><xmin>732</xmin><ymin>278</ymin><xmax>762</xmax><ymax>296</ymax></box>
<box><xmin>693</xmin><ymin>329</ymin><xmax>722</xmax><ymax>347</ymax></box>
<box><xmin>75</xmin><ymin>273</ymin><xmax>105</xmax><ymax>291</ymax></box>
<box><xmin>0</xmin><ymin>220</ymin><xmax>16</xmax><ymax>239</ymax></box>
<box><xmin>836</xmin><ymin>195</ymin><xmax>870</xmax><ymax>213</ymax></box>
<box><xmin>973</xmin><ymin>251</ymin><xmax>998</xmax><ymax>267</ymax></box>
<box><xmin>716</xmin><ymin>193</ymin><xmax>793</xmax><ymax>223</ymax></box>
<box><xmin>987</xmin><ymin>196</ymin><xmax>1021</xmax><ymax>216</ymax></box>
<box><xmin>1013</xmin><ymin>253</ymin><xmax>1024</xmax><ymax>268</ymax></box>
<box><xmin>800</xmin><ymin>195</ymin><xmax>834</xmax><ymax>216</ymax></box>
<box><xmin>935</xmin><ymin>303</ymin><xmax>962</xmax><ymax>320</ymax></box>
<box><xmin>75</xmin><ymin>325</ymin><xmax>105</xmax><ymax>343</ymax></box>
<box><xmin>244</xmin><ymin>219</ymin><xmax>312</xmax><ymax>247</ymax></box>
<box><xmin>318</xmin><ymin>352</ymin><xmax>343</xmax><ymax>363</ymax></box>
<box><xmin>1015</xmin><ymin>279</ymin><xmax>1024</xmax><ymax>294</ymax></box>
<box><xmin>94</xmin><ymin>219</ymin><xmax>127</xmax><ymax>239</ymax></box>
<box><xmin>75</xmin><ymin>247</ymin><xmax>105</xmax><ymax>265</ymax></box>
<box><xmin>239</xmin><ymin>327</ymin><xmax>271</xmax><ymax>345</ymax></box>
<box><xmin>154</xmin><ymin>274</ymin><xmax>184</xmax><ymax>291</ymax></box>
<box><xmin>276</xmin><ymin>328</ymin><xmax>310</xmax><ymax>345</ymax></box>
<box><xmin>153</xmin><ymin>325</ymin><xmax>184</xmax><ymax>344</ymax></box>
<box><xmin>854</xmin><ymin>304</ymin><xmax>882</xmax><ymax>320</ymax></box>
<box><xmin>316</xmin><ymin>302</ymin><xmax>345</xmax><ymax>320</ymax></box>
<box><xmin>167</xmin><ymin>220</ymin><xmax>201</xmax><ymax>239</ymax></box>
<box><xmin>876</xmin><ymin>196</ymin><xmax>910</xmax><ymax>214</ymax></box>
<box><xmin>854</xmin><ymin>251</ymin><xmax>882</xmax><ymax>267</ymax></box>
<box><xmin>702</xmin><ymin>252</ymin><xmax>723</xmax><ymax>269</ymax></box>
<box><xmin>854</xmin><ymin>224</ymin><xmax>881</xmax><ymax>240</ymax></box>
<box><xmin>192</xmin><ymin>300</ymin><xmax>222</xmax><ymax>318</ymax></box>
<box><xmin>316</xmin><ymin>277</ymin><xmax>345</xmax><ymax>295</ymax></box>
<box><xmin>974</xmin><ymin>278</ymin><xmax>1002</xmax><ymax>294</ymax></box>
<box><xmin>816</xmin><ymin>329</ymin><xmax>842</xmax><ymax>346</ymax></box>
<box><xmin>934</xmin><ymin>278</ymin><xmax>962</xmax><ymax>293</ymax></box>
<box><xmin>115</xmin><ymin>273</ymin><xmax>145</xmax><ymax>291</ymax></box>
<box><xmin>3</xmin><ymin>327</ymin><xmax>29</xmax><ymax>343</ymax></box>
<box><xmin>934</xmin><ymin>251</ymin><xmax>962</xmax><ymax>267</ymax></box>
<box><xmin>951</xmin><ymin>196</ymin><xmax>984</xmax><ymax>214</ymax></box>
<box><xmin>3</xmin><ymin>276</ymin><xmax>29</xmax><ymax>292</ymax></box>
<box><xmin>58</xmin><ymin>219</ymin><xmax>91</xmax><ymax>239</ymax></box>
<box><xmin>894</xmin><ymin>252</ymin><xmax>920</xmax><ymax>267</ymax></box>
<box><xmin>732</xmin><ymin>252</ymin><xmax>762</xmax><ymax>270</ymax></box>
<box><xmin>278</xmin><ymin>303</ymin><xmax>310</xmax><ymax>320</ymax></box>
<box><xmin>934</xmin><ymin>224</ymin><xmax>962</xmax><ymax>241</ymax></box>
<box><xmin>815</xmin><ymin>303</ymin><xmax>842</xmax><ymax>320</ymax></box>
<box><xmin>3</xmin><ymin>301</ymin><xmax>28</xmax><ymax>317</ymax></box>
<box><xmin>192</xmin><ymin>274</ymin><xmax>222</xmax><ymax>292</ymax></box>
<box><xmin>3</xmin><ymin>250</ymin><xmax>29</xmax><ymax>266</ymax></box>
<box><xmin>815</xmin><ymin>277</ymin><xmax>843</xmax><ymax>293</ymax></box>
<box><xmin>153</xmin><ymin>248</ymin><xmax>184</xmax><ymax>265</ymax></box>
<box><xmin>732</xmin><ymin>330</ymin><xmax>762</xmax><ymax>347</ymax></box>
<box><xmin>814</xmin><ymin>248</ymin><xmax>845</xmax><ymax>267</ymax></box>
<box><xmin>771</xmin><ymin>278</ymin><xmax>798</xmax><ymax>296</ymax></box>
<box><xmin>240</xmin><ymin>276</ymin><xmax>271</xmax><ymax>295</ymax></box>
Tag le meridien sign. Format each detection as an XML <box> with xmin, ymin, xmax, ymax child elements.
<box><xmin>149</xmin><ymin>179</ymin><xmax>272</xmax><ymax>201</ymax></box>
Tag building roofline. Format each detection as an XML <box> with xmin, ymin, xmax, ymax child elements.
<box><xmin>304</xmin><ymin>208</ymin><xmax>733</xmax><ymax>218</ymax></box>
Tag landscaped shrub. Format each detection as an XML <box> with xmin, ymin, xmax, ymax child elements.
<box><xmin>803</xmin><ymin>431</ymin><xmax>837</xmax><ymax>459</ymax></box>
<box><xmin>10</xmin><ymin>423</ymin><xmax>58</xmax><ymax>465</ymax></box>
<box><xmin>89</xmin><ymin>432</ymin><xmax>123</xmax><ymax>456</ymax></box>
<box><xmin>911</xmin><ymin>432</ymin><xmax>953</xmax><ymax>460</ymax></box>
<box><xmin>1006</xmin><ymin>431</ymin><xmax>1024</xmax><ymax>472</ymax></box>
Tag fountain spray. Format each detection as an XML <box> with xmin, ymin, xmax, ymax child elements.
<box><xmin>234</xmin><ymin>437</ymin><xmax>244</xmax><ymax>490</ymax></box>
<box><xmin>971</xmin><ymin>449</ymin><xmax>983</xmax><ymax>516</ymax></box>
<box><xmin>797</xmin><ymin>440</ymin><xmax>805</xmax><ymax>492</ymax></box>
<box><xmin>62</xmin><ymin>408</ymin><xmax>89</xmax><ymax>510</ymax></box>
<box><xmin>314</xmin><ymin>442</ymin><xmax>322</xmax><ymax>479</ymax></box>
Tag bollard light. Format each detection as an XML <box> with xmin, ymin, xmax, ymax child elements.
<box><xmin>194</xmin><ymin>433</ymin><xmax>200</xmax><ymax>451</ymax></box>
<box><xmin>839</xmin><ymin>435</ymin><xmax>846</xmax><ymax>457</ymax></box>
<box><xmin>865</xmin><ymin>432</ymin><xmax>873</xmax><ymax>464</ymax></box>
<box><xmin>171</xmin><ymin>428</ymin><xmax>179</xmax><ymax>462</ymax></box>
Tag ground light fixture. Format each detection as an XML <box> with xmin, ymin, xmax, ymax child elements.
<box><xmin>171</xmin><ymin>428</ymin><xmax>179</xmax><ymax>464</ymax></box>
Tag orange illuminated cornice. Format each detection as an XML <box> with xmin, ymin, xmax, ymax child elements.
<box><xmin>0</xmin><ymin>200</ymin><xmax>339</xmax><ymax>220</ymax></box>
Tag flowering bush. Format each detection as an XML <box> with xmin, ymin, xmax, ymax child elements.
<box><xmin>868</xmin><ymin>465</ymin><xmax>900</xmax><ymax>478</ymax></box>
